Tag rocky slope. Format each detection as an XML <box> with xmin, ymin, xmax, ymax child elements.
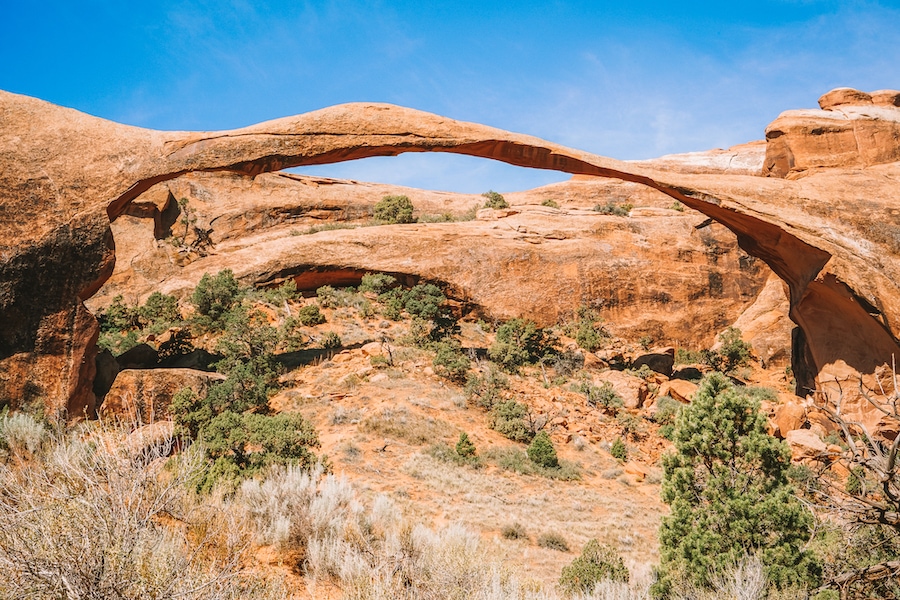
<box><xmin>2</xmin><ymin>87</ymin><xmax>900</xmax><ymax>416</ymax></box>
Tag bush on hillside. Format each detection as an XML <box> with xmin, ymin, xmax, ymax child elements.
<box><xmin>559</xmin><ymin>539</ymin><xmax>629</xmax><ymax>595</ymax></box>
<box><xmin>482</xmin><ymin>190</ymin><xmax>509</xmax><ymax>209</ymax></box>
<box><xmin>654</xmin><ymin>373</ymin><xmax>820</xmax><ymax>595</ymax></box>
<box><xmin>374</xmin><ymin>195</ymin><xmax>415</xmax><ymax>224</ymax></box>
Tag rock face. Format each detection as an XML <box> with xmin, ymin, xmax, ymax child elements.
<box><xmin>90</xmin><ymin>170</ymin><xmax>768</xmax><ymax>345</ymax></box>
<box><xmin>764</xmin><ymin>88</ymin><xmax>900</xmax><ymax>177</ymax></box>
<box><xmin>728</xmin><ymin>274</ymin><xmax>793</xmax><ymax>368</ymax></box>
<box><xmin>101</xmin><ymin>368</ymin><xmax>225</xmax><ymax>424</ymax></box>
<box><xmin>2</xmin><ymin>88</ymin><xmax>900</xmax><ymax>415</ymax></box>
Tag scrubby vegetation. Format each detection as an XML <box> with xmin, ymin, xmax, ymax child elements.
<box><xmin>655</xmin><ymin>373</ymin><xmax>821</xmax><ymax>596</ymax></box>
<box><xmin>594</xmin><ymin>200</ymin><xmax>634</xmax><ymax>216</ymax></box>
<box><xmin>373</xmin><ymin>194</ymin><xmax>415</xmax><ymax>224</ymax></box>
<box><xmin>63</xmin><ymin>267</ymin><xmax>900</xmax><ymax>599</ymax></box>
<box><xmin>482</xmin><ymin>190</ymin><xmax>509</xmax><ymax>209</ymax></box>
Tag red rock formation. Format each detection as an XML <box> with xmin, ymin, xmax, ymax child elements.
<box><xmin>2</xmin><ymin>88</ymin><xmax>900</xmax><ymax>414</ymax></box>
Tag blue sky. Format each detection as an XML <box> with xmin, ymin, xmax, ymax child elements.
<box><xmin>3</xmin><ymin>1</ymin><xmax>899</xmax><ymax>192</ymax></box>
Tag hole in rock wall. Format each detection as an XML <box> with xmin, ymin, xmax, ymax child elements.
<box><xmin>289</xmin><ymin>153</ymin><xmax>569</xmax><ymax>194</ymax></box>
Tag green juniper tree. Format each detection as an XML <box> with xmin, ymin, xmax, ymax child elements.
<box><xmin>654</xmin><ymin>373</ymin><xmax>820</xmax><ymax>596</ymax></box>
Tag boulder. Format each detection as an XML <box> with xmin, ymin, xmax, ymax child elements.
<box><xmin>658</xmin><ymin>380</ymin><xmax>699</xmax><ymax>404</ymax></box>
<box><xmin>596</xmin><ymin>370</ymin><xmax>648</xmax><ymax>409</ymax></box>
<box><xmin>729</xmin><ymin>274</ymin><xmax>793</xmax><ymax>368</ymax></box>
<box><xmin>116</xmin><ymin>343</ymin><xmax>159</xmax><ymax>370</ymax></box>
<box><xmin>817</xmin><ymin>87</ymin><xmax>873</xmax><ymax>109</ymax></box>
<box><xmin>871</xmin><ymin>89</ymin><xmax>900</xmax><ymax>108</ymax></box>
<box><xmin>100</xmin><ymin>368</ymin><xmax>225</xmax><ymax>424</ymax></box>
<box><xmin>786</xmin><ymin>429</ymin><xmax>827</xmax><ymax>462</ymax></box>
<box><xmin>631</xmin><ymin>348</ymin><xmax>675</xmax><ymax>376</ymax></box>
<box><xmin>771</xmin><ymin>396</ymin><xmax>807</xmax><ymax>438</ymax></box>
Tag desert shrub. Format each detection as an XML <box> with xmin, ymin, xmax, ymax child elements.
<box><xmin>320</xmin><ymin>331</ymin><xmax>342</xmax><ymax>350</ymax></box>
<box><xmin>214</xmin><ymin>307</ymin><xmax>280</xmax><ymax>368</ymax></box>
<box><xmin>403</xmin><ymin>283</ymin><xmax>446</xmax><ymax>321</ymax></box>
<box><xmin>377</xmin><ymin>287</ymin><xmax>405</xmax><ymax>319</ymax></box>
<box><xmin>573</xmin><ymin>305</ymin><xmax>610</xmax><ymax>352</ymax></box>
<box><xmin>96</xmin><ymin>296</ymin><xmax>143</xmax><ymax>354</ymax></box>
<box><xmin>675</xmin><ymin>347</ymin><xmax>704</xmax><ymax>365</ymax></box>
<box><xmin>417</xmin><ymin>212</ymin><xmax>456</xmax><ymax>223</ymax></box>
<box><xmin>610</xmin><ymin>437</ymin><xmax>627</xmax><ymax>461</ymax></box>
<box><xmin>359</xmin><ymin>272</ymin><xmax>397</xmax><ymax>294</ymax></box>
<box><xmin>191</xmin><ymin>269</ymin><xmax>243</xmax><ymax>330</ymax></box>
<box><xmin>297</xmin><ymin>304</ymin><xmax>326</xmax><ymax>326</ymax></box>
<box><xmin>374</xmin><ymin>194</ymin><xmax>415</xmax><ymax>224</ymax></box>
<box><xmin>489</xmin><ymin>318</ymin><xmax>556</xmax><ymax>372</ymax></box>
<box><xmin>278</xmin><ymin>316</ymin><xmax>307</xmax><ymax>352</ymax></box>
<box><xmin>527</xmin><ymin>431</ymin><xmax>558</xmax><ymax>468</ymax></box>
<box><xmin>548</xmin><ymin>348</ymin><xmax>585</xmax><ymax>379</ymax></box>
<box><xmin>98</xmin><ymin>329</ymin><xmax>140</xmax><ymax>355</ymax></box>
<box><xmin>491</xmin><ymin>400</ymin><xmax>534</xmax><ymax>443</ymax></box>
<box><xmin>315</xmin><ymin>285</ymin><xmax>339</xmax><ymax>308</ymax></box>
<box><xmin>455</xmin><ymin>432</ymin><xmax>476</xmax><ymax>458</ymax></box>
<box><xmin>432</xmin><ymin>340</ymin><xmax>471</xmax><ymax>382</ymax></box>
<box><xmin>559</xmin><ymin>539</ymin><xmax>629</xmax><ymax>595</ymax></box>
<box><xmin>464</xmin><ymin>365</ymin><xmax>509</xmax><ymax>409</ymax></box>
<box><xmin>575</xmin><ymin>320</ymin><xmax>609</xmax><ymax>352</ymax></box>
<box><xmin>0</xmin><ymin>423</ymin><xmax>276</xmax><ymax>598</ymax></box>
<box><xmin>138</xmin><ymin>291</ymin><xmax>180</xmax><ymax>333</ymax></box>
<box><xmin>256</xmin><ymin>279</ymin><xmax>298</xmax><ymax>305</ymax></box>
<box><xmin>670</xmin><ymin>201</ymin><xmax>685</xmax><ymax>212</ymax></box>
<box><xmin>97</xmin><ymin>294</ymin><xmax>140</xmax><ymax>333</ymax></box>
<box><xmin>736</xmin><ymin>385</ymin><xmax>778</xmax><ymax>403</ymax></box>
<box><xmin>541</xmin><ymin>198</ymin><xmax>559</xmax><ymax>208</ymax></box>
<box><xmin>594</xmin><ymin>200</ymin><xmax>633</xmax><ymax>216</ymax></box>
<box><xmin>502</xmin><ymin>522</ymin><xmax>528</xmax><ymax>540</ymax></box>
<box><xmin>200</xmin><ymin>412</ymin><xmax>318</xmax><ymax>491</ymax></box>
<box><xmin>655</xmin><ymin>373</ymin><xmax>820</xmax><ymax>595</ymax></box>
<box><xmin>0</xmin><ymin>412</ymin><xmax>47</xmax><ymax>461</ymax></box>
<box><xmin>616</xmin><ymin>411</ymin><xmax>645</xmax><ymax>441</ymax></box>
<box><xmin>482</xmin><ymin>190</ymin><xmax>509</xmax><ymax>209</ymax></box>
<box><xmin>537</xmin><ymin>532</ymin><xmax>570</xmax><ymax>552</ymax></box>
<box><xmin>702</xmin><ymin>326</ymin><xmax>753</xmax><ymax>374</ymax></box>
<box><xmin>426</xmin><ymin>443</ymin><xmax>481</xmax><ymax>468</ymax></box>
<box><xmin>573</xmin><ymin>380</ymin><xmax>623</xmax><ymax>412</ymax></box>
<box><xmin>488</xmin><ymin>447</ymin><xmax>580</xmax><ymax>481</ymax></box>
<box><xmin>653</xmin><ymin>395</ymin><xmax>682</xmax><ymax>440</ymax></box>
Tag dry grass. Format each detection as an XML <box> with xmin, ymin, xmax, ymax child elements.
<box><xmin>360</xmin><ymin>407</ymin><xmax>455</xmax><ymax>445</ymax></box>
<box><xmin>0</xmin><ymin>417</ymin><xmax>285</xmax><ymax>599</ymax></box>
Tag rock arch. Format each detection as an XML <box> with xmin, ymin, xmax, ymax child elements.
<box><xmin>2</xmin><ymin>89</ymin><xmax>899</xmax><ymax>415</ymax></box>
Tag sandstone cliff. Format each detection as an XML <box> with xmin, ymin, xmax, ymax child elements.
<box><xmin>2</xmin><ymin>88</ymin><xmax>899</xmax><ymax>415</ymax></box>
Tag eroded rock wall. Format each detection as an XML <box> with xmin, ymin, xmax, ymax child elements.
<box><xmin>2</xmin><ymin>88</ymin><xmax>900</xmax><ymax>414</ymax></box>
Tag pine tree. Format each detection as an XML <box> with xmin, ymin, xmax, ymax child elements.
<box><xmin>455</xmin><ymin>432</ymin><xmax>476</xmax><ymax>458</ymax></box>
<box><xmin>655</xmin><ymin>373</ymin><xmax>820</xmax><ymax>595</ymax></box>
<box><xmin>527</xmin><ymin>431</ymin><xmax>558</xmax><ymax>468</ymax></box>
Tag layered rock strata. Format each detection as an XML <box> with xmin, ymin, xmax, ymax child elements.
<box><xmin>1</xmin><ymin>88</ymin><xmax>899</xmax><ymax>414</ymax></box>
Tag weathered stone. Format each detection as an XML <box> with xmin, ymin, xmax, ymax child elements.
<box><xmin>631</xmin><ymin>348</ymin><xmax>675</xmax><ymax>376</ymax></box>
<box><xmin>772</xmin><ymin>396</ymin><xmax>807</xmax><ymax>438</ymax></box>
<box><xmin>658</xmin><ymin>380</ymin><xmax>699</xmax><ymax>404</ymax></box>
<box><xmin>786</xmin><ymin>428</ymin><xmax>827</xmax><ymax>462</ymax></box>
<box><xmin>729</xmin><ymin>274</ymin><xmax>793</xmax><ymax>368</ymax></box>
<box><xmin>101</xmin><ymin>368</ymin><xmax>225</xmax><ymax>424</ymax></box>
<box><xmin>3</xmin><ymin>88</ymin><xmax>900</xmax><ymax>416</ymax></box>
<box><xmin>596</xmin><ymin>370</ymin><xmax>648</xmax><ymax>409</ymax></box>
